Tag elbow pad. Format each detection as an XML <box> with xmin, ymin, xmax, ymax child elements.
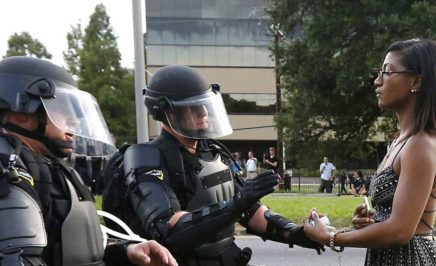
<box><xmin>129</xmin><ymin>179</ymin><xmax>178</xmax><ymax>240</ymax></box>
<box><xmin>124</xmin><ymin>143</ymin><xmax>180</xmax><ymax>239</ymax></box>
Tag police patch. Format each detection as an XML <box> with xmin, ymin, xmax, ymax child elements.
<box><xmin>10</xmin><ymin>168</ymin><xmax>34</xmax><ymax>186</ymax></box>
<box><xmin>145</xmin><ymin>169</ymin><xmax>164</xmax><ymax>180</ymax></box>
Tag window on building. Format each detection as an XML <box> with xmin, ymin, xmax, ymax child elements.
<box><xmin>222</xmin><ymin>93</ymin><xmax>276</xmax><ymax>114</ymax></box>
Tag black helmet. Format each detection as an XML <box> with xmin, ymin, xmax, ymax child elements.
<box><xmin>0</xmin><ymin>56</ymin><xmax>115</xmax><ymax>157</ymax></box>
<box><xmin>145</xmin><ymin>65</ymin><xmax>232</xmax><ymax>139</ymax></box>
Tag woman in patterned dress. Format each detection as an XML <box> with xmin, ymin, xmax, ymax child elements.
<box><xmin>304</xmin><ymin>39</ymin><xmax>436</xmax><ymax>265</ymax></box>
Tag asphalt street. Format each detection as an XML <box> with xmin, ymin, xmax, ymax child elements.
<box><xmin>235</xmin><ymin>236</ymin><xmax>366</xmax><ymax>266</ymax></box>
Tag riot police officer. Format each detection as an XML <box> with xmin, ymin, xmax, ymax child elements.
<box><xmin>117</xmin><ymin>65</ymin><xmax>324</xmax><ymax>266</ymax></box>
<box><xmin>0</xmin><ymin>56</ymin><xmax>177</xmax><ymax>266</ymax></box>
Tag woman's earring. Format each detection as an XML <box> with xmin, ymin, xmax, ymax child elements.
<box><xmin>411</xmin><ymin>88</ymin><xmax>418</xmax><ymax>93</ymax></box>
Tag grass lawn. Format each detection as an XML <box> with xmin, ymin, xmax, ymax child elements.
<box><xmin>261</xmin><ymin>195</ymin><xmax>363</xmax><ymax>229</ymax></box>
<box><xmin>96</xmin><ymin>194</ymin><xmax>363</xmax><ymax>229</ymax></box>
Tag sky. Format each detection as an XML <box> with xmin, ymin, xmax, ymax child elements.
<box><xmin>0</xmin><ymin>0</ymin><xmax>139</xmax><ymax>68</ymax></box>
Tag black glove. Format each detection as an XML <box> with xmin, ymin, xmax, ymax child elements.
<box><xmin>233</xmin><ymin>170</ymin><xmax>279</xmax><ymax>212</ymax></box>
<box><xmin>288</xmin><ymin>225</ymin><xmax>325</xmax><ymax>255</ymax></box>
<box><xmin>256</xmin><ymin>210</ymin><xmax>325</xmax><ymax>255</ymax></box>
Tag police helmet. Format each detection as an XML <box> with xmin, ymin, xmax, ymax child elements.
<box><xmin>0</xmin><ymin>56</ymin><xmax>115</xmax><ymax>157</ymax></box>
<box><xmin>145</xmin><ymin>65</ymin><xmax>232</xmax><ymax>139</ymax></box>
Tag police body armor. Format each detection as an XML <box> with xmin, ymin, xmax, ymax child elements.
<box><xmin>184</xmin><ymin>150</ymin><xmax>235</xmax><ymax>257</ymax></box>
<box><xmin>124</xmin><ymin>134</ymin><xmax>244</xmax><ymax>261</ymax></box>
<box><xmin>0</xmin><ymin>186</ymin><xmax>46</xmax><ymax>266</ymax></box>
<box><xmin>0</xmin><ymin>135</ymin><xmax>104</xmax><ymax>266</ymax></box>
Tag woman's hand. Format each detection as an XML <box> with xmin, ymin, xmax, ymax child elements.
<box><xmin>303</xmin><ymin>209</ymin><xmax>330</xmax><ymax>246</ymax></box>
<box><xmin>127</xmin><ymin>240</ymin><xmax>178</xmax><ymax>266</ymax></box>
<box><xmin>352</xmin><ymin>203</ymin><xmax>375</xmax><ymax>229</ymax></box>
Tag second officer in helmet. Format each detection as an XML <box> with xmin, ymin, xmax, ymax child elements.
<box><xmin>110</xmin><ymin>65</ymin><xmax>324</xmax><ymax>265</ymax></box>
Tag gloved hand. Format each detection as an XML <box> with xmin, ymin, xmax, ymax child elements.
<box><xmin>233</xmin><ymin>170</ymin><xmax>279</xmax><ymax>212</ymax></box>
<box><xmin>288</xmin><ymin>225</ymin><xmax>325</xmax><ymax>255</ymax></box>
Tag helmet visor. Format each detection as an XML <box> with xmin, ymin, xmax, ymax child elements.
<box><xmin>41</xmin><ymin>86</ymin><xmax>116</xmax><ymax>156</ymax></box>
<box><xmin>165</xmin><ymin>91</ymin><xmax>233</xmax><ymax>139</ymax></box>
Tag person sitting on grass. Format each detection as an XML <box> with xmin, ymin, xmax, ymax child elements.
<box><xmin>348</xmin><ymin>170</ymin><xmax>367</xmax><ymax>197</ymax></box>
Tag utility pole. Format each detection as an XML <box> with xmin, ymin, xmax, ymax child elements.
<box><xmin>132</xmin><ymin>0</ymin><xmax>148</xmax><ymax>143</ymax></box>
<box><xmin>269</xmin><ymin>23</ymin><xmax>285</xmax><ymax>171</ymax></box>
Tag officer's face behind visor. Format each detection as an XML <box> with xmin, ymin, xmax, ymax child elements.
<box><xmin>41</xmin><ymin>86</ymin><xmax>116</xmax><ymax>157</ymax></box>
<box><xmin>165</xmin><ymin>91</ymin><xmax>233</xmax><ymax>139</ymax></box>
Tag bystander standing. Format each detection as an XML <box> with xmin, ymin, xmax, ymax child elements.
<box><xmin>245</xmin><ymin>151</ymin><xmax>258</xmax><ymax>179</ymax></box>
<box><xmin>318</xmin><ymin>156</ymin><xmax>336</xmax><ymax>193</ymax></box>
<box><xmin>230</xmin><ymin>151</ymin><xmax>244</xmax><ymax>177</ymax></box>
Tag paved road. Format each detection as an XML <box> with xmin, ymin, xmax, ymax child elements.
<box><xmin>235</xmin><ymin>236</ymin><xmax>366</xmax><ymax>266</ymax></box>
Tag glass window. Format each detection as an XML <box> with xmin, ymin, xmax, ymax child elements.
<box><xmin>202</xmin><ymin>46</ymin><xmax>216</xmax><ymax>65</ymax></box>
<box><xmin>228</xmin><ymin>20</ymin><xmax>241</xmax><ymax>45</ymax></box>
<box><xmin>242</xmin><ymin>46</ymin><xmax>256</xmax><ymax>66</ymax></box>
<box><xmin>214</xmin><ymin>20</ymin><xmax>229</xmax><ymax>46</ymax></box>
<box><xmin>146</xmin><ymin>45</ymin><xmax>163</xmax><ymax>65</ymax></box>
<box><xmin>229</xmin><ymin>46</ymin><xmax>243</xmax><ymax>66</ymax></box>
<box><xmin>215</xmin><ymin>47</ymin><xmax>229</xmax><ymax>66</ymax></box>
<box><xmin>175</xmin><ymin>46</ymin><xmax>190</xmax><ymax>64</ymax></box>
<box><xmin>162</xmin><ymin>29</ymin><xmax>176</xmax><ymax>44</ymax></box>
<box><xmin>162</xmin><ymin>46</ymin><xmax>177</xmax><ymax>65</ymax></box>
<box><xmin>189</xmin><ymin>46</ymin><xmax>203</xmax><ymax>65</ymax></box>
<box><xmin>223</xmin><ymin>93</ymin><xmax>276</xmax><ymax>114</ymax></box>
<box><xmin>255</xmin><ymin>47</ymin><xmax>274</xmax><ymax>67</ymax></box>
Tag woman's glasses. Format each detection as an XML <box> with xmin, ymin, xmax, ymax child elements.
<box><xmin>376</xmin><ymin>70</ymin><xmax>416</xmax><ymax>81</ymax></box>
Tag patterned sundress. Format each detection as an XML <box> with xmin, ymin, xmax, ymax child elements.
<box><xmin>366</xmin><ymin>139</ymin><xmax>436</xmax><ymax>265</ymax></box>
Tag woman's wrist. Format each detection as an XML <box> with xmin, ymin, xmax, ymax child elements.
<box><xmin>329</xmin><ymin>231</ymin><xmax>344</xmax><ymax>252</ymax></box>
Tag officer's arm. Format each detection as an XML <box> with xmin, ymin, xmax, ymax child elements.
<box><xmin>245</xmin><ymin>206</ymin><xmax>325</xmax><ymax>254</ymax></box>
<box><xmin>124</xmin><ymin>144</ymin><xmax>278</xmax><ymax>255</ymax></box>
<box><xmin>163</xmin><ymin>171</ymin><xmax>279</xmax><ymax>255</ymax></box>
<box><xmin>127</xmin><ymin>168</ymin><xmax>241</xmax><ymax>255</ymax></box>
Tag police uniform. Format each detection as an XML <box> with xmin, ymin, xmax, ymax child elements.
<box><xmin>0</xmin><ymin>134</ymin><xmax>108</xmax><ymax>265</ymax></box>
<box><xmin>114</xmin><ymin>65</ymin><xmax>323</xmax><ymax>266</ymax></box>
<box><xmin>123</xmin><ymin>131</ymin><xmax>254</xmax><ymax>266</ymax></box>
<box><xmin>0</xmin><ymin>56</ymin><xmax>128</xmax><ymax>266</ymax></box>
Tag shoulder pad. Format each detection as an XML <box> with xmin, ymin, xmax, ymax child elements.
<box><xmin>0</xmin><ymin>186</ymin><xmax>47</xmax><ymax>253</ymax></box>
<box><xmin>124</xmin><ymin>143</ymin><xmax>161</xmax><ymax>175</ymax></box>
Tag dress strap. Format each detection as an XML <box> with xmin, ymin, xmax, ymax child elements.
<box><xmin>414</xmin><ymin>232</ymin><xmax>433</xmax><ymax>237</ymax></box>
<box><xmin>419</xmin><ymin>218</ymin><xmax>434</xmax><ymax>230</ymax></box>
<box><xmin>390</xmin><ymin>137</ymin><xmax>410</xmax><ymax>167</ymax></box>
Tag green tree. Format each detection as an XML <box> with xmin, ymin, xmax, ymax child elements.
<box><xmin>270</xmin><ymin>0</ymin><xmax>436</xmax><ymax>169</ymax></box>
<box><xmin>64</xmin><ymin>24</ymin><xmax>83</xmax><ymax>77</ymax></box>
<box><xmin>4</xmin><ymin>32</ymin><xmax>52</xmax><ymax>59</ymax></box>
<box><xmin>64</xmin><ymin>4</ymin><xmax>136</xmax><ymax>144</ymax></box>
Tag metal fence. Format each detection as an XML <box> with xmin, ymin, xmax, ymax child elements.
<box><xmin>279</xmin><ymin>176</ymin><xmax>344</xmax><ymax>194</ymax></box>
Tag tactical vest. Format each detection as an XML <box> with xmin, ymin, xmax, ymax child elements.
<box><xmin>154</xmin><ymin>134</ymin><xmax>236</xmax><ymax>258</ymax></box>
<box><xmin>0</xmin><ymin>134</ymin><xmax>105</xmax><ymax>266</ymax></box>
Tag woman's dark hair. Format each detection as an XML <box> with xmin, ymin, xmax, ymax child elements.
<box><xmin>387</xmin><ymin>39</ymin><xmax>436</xmax><ymax>134</ymax></box>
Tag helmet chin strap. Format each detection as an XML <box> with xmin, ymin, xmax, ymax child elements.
<box><xmin>2</xmin><ymin>111</ymin><xmax>72</xmax><ymax>158</ymax></box>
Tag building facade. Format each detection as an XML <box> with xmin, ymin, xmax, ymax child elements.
<box><xmin>145</xmin><ymin>0</ymin><xmax>279</xmax><ymax>165</ymax></box>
